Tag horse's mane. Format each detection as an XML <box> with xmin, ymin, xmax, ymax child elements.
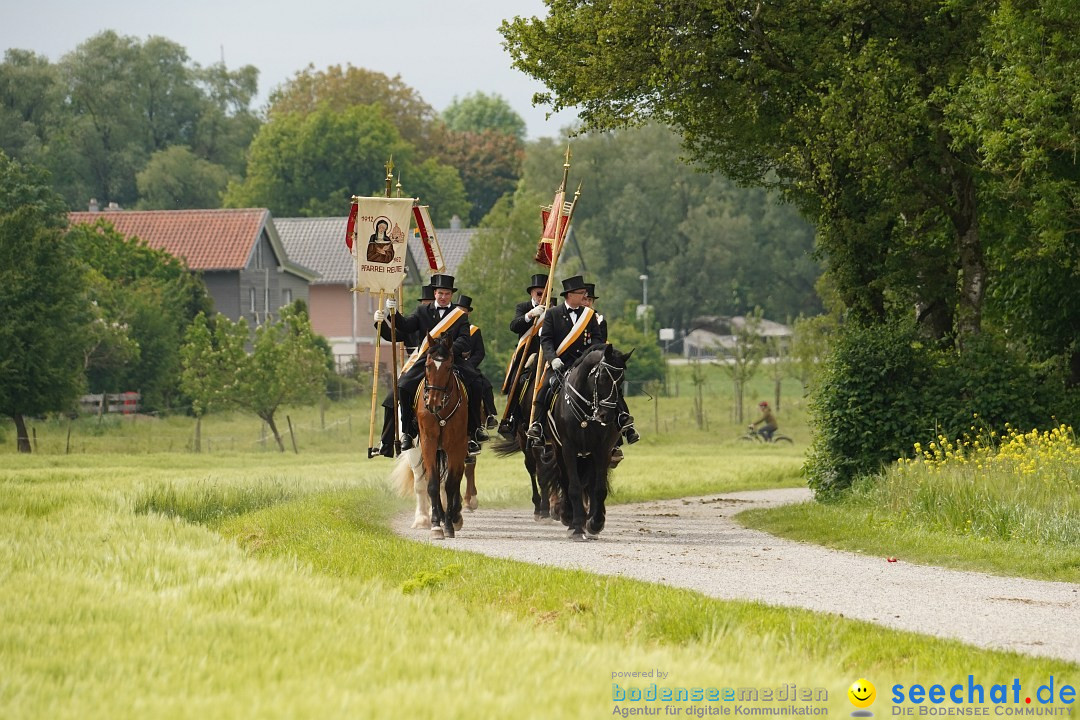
<box><xmin>567</xmin><ymin>343</ymin><xmax>608</xmax><ymax>375</ymax></box>
<box><xmin>426</xmin><ymin>334</ymin><xmax>453</xmax><ymax>363</ymax></box>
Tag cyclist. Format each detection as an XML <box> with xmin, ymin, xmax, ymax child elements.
<box><xmin>751</xmin><ymin>401</ymin><xmax>778</xmax><ymax>442</ymax></box>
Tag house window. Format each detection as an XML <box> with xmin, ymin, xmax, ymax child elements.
<box><xmin>254</xmin><ymin>240</ymin><xmax>263</xmax><ymax>269</ymax></box>
<box><xmin>249</xmin><ymin>287</ymin><xmax>257</xmax><ymax>314</ymax></box>
<box><xmin>282</xmin><ymin>288</ymin><xmax>293</xmax><ymax>307</ymax></box>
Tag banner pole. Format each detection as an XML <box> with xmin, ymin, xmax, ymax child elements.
<box><xmin>368</xmin><ymin>289</ymin><xmax>386</xmax><ymax>458</ymax></box>
<box><xmin>528</xmin><ymin>149</ymin><xmax>576</xmax><ymax>428</ymax></box>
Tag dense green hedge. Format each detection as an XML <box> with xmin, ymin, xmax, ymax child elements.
<box><xmin>805</xmin><ymin>321</ymin><xmax>1077</xmax><ymax>498</ymax></box>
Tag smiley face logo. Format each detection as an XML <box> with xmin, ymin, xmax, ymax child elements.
<box><xmin>848</xmin><ymin>678</ymin><xmax>877</xmax><ymax>709</ymax></box>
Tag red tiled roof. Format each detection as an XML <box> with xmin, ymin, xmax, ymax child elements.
<box><xmin>67</xmin><ymin>209</ymin><xmax>270</xmax><ymax>271</ymax></box>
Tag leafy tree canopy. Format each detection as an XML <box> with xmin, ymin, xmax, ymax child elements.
<box><xmin>224</xmin><ymin>104</ymin><xmax>468</xmax><ymax>224</ymax></box>
<box><xmin>136</xmin><ymin>146</ymin><xmax>230</xmax><ymax>210</ymax></box>
<box><xmin>268</xmin><ymin>63</ymin><xmax>444</xmax><ymax>156</ymax></box>
<box><xmin>501</xmin><ymin>0</ymin><xmax>1080</xmax><ymax>368</ymax></box>
<box><xmin>442</xmin><ymin>91</ymin><xmax>527</xmax><ymax>141</ymax></box>
<box><xmin>0</xmin><ymin>152</ymin><xmax>89</xmax><ymax>451</ymax></box>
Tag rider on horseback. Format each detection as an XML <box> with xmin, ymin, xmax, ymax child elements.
<box><xmin>583</xmin><ymin>282</ymin><xmax>639</xmax><ymax>449</ymax></box>
<box><xmin>456</xmin><ymin>294</ymin><xmax>498</xmax><ymax>430</ymax></box>
<box><xmin>374</xmin><ymin>274</ymin><xmax>488</xmax><ymax>456</ymax></box>
<box><xmin>526</xmin><ymin>275</ymin><xmax>639</xmax><ymax>447</ymax></box>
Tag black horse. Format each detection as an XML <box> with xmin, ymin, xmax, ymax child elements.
<box><xmin>493</xmin><ymin>360</ymin><xmax>556</xmax><ymax>520</ymax></box>
<box><xmin>545</xmin><ymin>344</ymin><xmax>633</xmax><ymax>541</ymax></box>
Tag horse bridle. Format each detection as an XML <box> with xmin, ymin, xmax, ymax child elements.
<box><xmin>563</xmin><ymin>357</ymin><xmax>624</xmax><ymax>427</ymax></box>
<box><xmin>423</xmin><ymin>371</ymin><xmax>463</xmax><ymax>427</ymax></box>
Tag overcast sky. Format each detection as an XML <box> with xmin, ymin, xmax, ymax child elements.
<box><xmin>0</xmin><ymin>0</ymin><xmax>581</xmax><ymax>140</ymax></box>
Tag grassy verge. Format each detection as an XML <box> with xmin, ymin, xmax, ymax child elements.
<box><xmin>742</xmin><ymin>424</ymin><xmax>1080</xmax><ymax>583</ymax></box>
<box><xmin>2</xmin><ymin>447</ymin><xmax>1075</xmax><ymax>719</ymax></box>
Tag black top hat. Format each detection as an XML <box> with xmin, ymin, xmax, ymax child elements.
<box><xmin>560</xmin><ymin>275</ymin><xmax>588</xmax><ymax>297</ymax></box>
<box><xmin>456</xmin><ymin>294</ymin><xmax>474</xmax><ymax>312</ymax></box>
<box><xmin>584</xmin><ymin>283</ymin><xmax>598</xmax><ymax>299</ymax></box>
<box><xmin>430</xmin><ymin>274</ymin><xmax>457</xmax><ymax>292</ymax></box>
<box><xmin>417</xmin><ymin>284</ymin><xmax>435</xmax><ymax>302</ymax></box>
<box><xmin>526</xmin><ymin>273</ymin><xmax>548</xmax><ymax>293</ymax></box>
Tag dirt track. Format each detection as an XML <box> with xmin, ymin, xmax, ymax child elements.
<box><xmin>392</xmin><ymin>487</ymin><xmax>1080</xmax><ymax>664</ymax></box>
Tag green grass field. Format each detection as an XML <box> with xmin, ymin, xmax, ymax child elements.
<box><xmin>2</xmin><ymin>374</ymin><xmax>1077</xmax><ymax>718</ymax></box>
<box><xmin>743</xmin><ymin>423</ymin><xmax>1080</xmax><ymax>583</ymax></box>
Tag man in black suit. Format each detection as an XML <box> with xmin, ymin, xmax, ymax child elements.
<box><xmin>374</xmin><ymin>284</ymin><xmax>434</xmax><ymax>457</ymax></box>
<box><xmin>502</xmin><ymin>272</ymin><xmax>551</xmax><ymax>400</ymax></box>
<box><xmin>525</xmin><ymin>275</ymin><xmax>603</xmax><ymax>446</ymax></box>
<box><xmin>582</xmin><ymin>282</ymin><xmax>639</xmax><ymax>446</ymax></box>
<box><xmin>374</xmin><ymin>274</ymin><xmax>486</xmax><ymax>454</ymax></box>
<box><xmin>456</xmin><ymin>294</ymin><xmax>498</xmax><ymax>428</ymax></box>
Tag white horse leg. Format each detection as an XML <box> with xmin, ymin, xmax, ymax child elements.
<box><xmin>405</xmin><ymin>448</ymin><xmax>430</xmax><ymax>529</ymax></box>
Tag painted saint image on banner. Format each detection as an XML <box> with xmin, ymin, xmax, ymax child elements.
<box><xmin>366</xmin><ymin>217</ymin><xmax>405</xmax><ymax>264</ymax></box>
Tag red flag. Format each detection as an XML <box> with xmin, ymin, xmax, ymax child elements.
<box><xmin>345</xmin><ymin>202</ymin><xmax>358</xmax><ymax>250</ymax></box>
<box><xmin>411</xmin><ymin>205</ymin><xmax>446</xmax><ymax>272</ymax></box>
<box><xmin>534</xmin><ymin>191</ymin><xmax>570</xmax><ymax>267</ymax></box>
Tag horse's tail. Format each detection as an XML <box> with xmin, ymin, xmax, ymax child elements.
<box><xmin>390</xmin><ymin>452</ymin><xmax>416</xmax><ymax>498</ymax></box>
<box><xmin>491</xmin><ymin>435</ymin><xmax>522</xmax><ymax>457</ymax></box>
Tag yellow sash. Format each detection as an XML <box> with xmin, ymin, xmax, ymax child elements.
<box><xmin>555</xmin><ymin>306</ymin><xmax>595</xmax><ymax>358</ymax></box>
<box><xmin>398</xmin><ymin>306</ymin><xmax>466</xmax><ymax>376</ymax></box>
<box><xmin>501</xmin><ymin>321</ymin><xmax>540</xmax><ymax>393</ymax></box>
<box><xmin>469</xmin><ymin>324</ymin><xmax>479</xmax><ymax>336</ymax></box>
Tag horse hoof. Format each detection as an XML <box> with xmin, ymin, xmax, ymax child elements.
<box><xmin>444</xmin><ymin>523</ymin><xmax>455</xmax><ymax>539</ymax></box>
<box><xmin>568</xmin><ymin>531</ymin><xmax>588</xmax><ymax>542</ymax></box>
<box><xmin>465</xmin><ymin>495</ymin><xmax>478</xmax><ymax>511</ymax></box>
<box><xmin>453</xmin><ymin>516</ymin><xmax>463</xmax><ymax>532</ymax></box>
<box><xmin>431</xmin><ymin>527</ymin><xmax>444</xmax><ymax>540</ymax></box>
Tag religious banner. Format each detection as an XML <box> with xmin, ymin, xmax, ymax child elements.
<box><xmin>348</xmin><ymin>196</ymin><xmax>414</xmax><ymax>293</ymax></box>
<box><xmin>411</xmin><ymin>205</ymin><xmax>446</xmax><ymax>273</ymax></box>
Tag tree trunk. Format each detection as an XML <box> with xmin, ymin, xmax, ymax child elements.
<box><xmin>950</xmin><ymin>167</ymin><xmax>984</xmax><ymax>343</ymax></box>
<box><xmin>13</xmin><ymin>414</ymin><xmax>31</xmax><ymax>453</ymax></box>
<box><xmin>264</xmin><ymin>413</ymin><xmax>285</xmax><ymax>452</ymax></box>
<box><xmin>193</xmin><ymin>415</ymin><xmax>202</xmax><ymax>453</ymax></box>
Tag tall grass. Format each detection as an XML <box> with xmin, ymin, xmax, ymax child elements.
<box><xmin>743</xmin><ymin>422</ymin><xmax>1080</xmax><ymax>582</ymax></box>
<box><xmin>867</xmin><ymin>423</ymin><xmax>1080</xmax><ymax>544</ymax></box>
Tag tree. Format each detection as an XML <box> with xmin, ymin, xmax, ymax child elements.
<box><xmin>136</xmin><ymin>146</ymin><xmax>230</xmax><ymax>209</ymax></box>
<box><xmin>67</xmin><ymin>219</ymin><xmax>213</xmax><ymax>410</ymax></box>
<box><xmin>712</xmin><ymin>310</ymin><xmax>766</xmax><ymax>424</ymax></box>
<box><xmin>442</xmin><ymin>92</ymin><xmax>527</xmax><ymax>141</ymax></box>
<box><xmin>0</xmin><ymin>153</ymin><xmax>89</xmax><ymax>452</ymax></box>
<box><xmin>438</xmin><ymin>128</ymin><xmax>524</xmax><ymax>225</ymax></box>
<box><xmin>1</xmin><ymin>32</ymin><xmax>261</xmax><ymax>210</ymax></box>
<box><xmin>500</xmin><ymin>2</ymin><xmax>1044</xmax><ymax>346</ymax></box>
<box><xmin>180</xmin><ymin>305</ymin><xmax>327</xmax><ymax>451</ymax></box>
<box><xmin>455</xmin><ymin>187</ymin><xmax>551</xmax><ymax>387</ymax></box>
<box><xmin>224</xmin><ymin>105</ymin><xmax>468</xmax><ymax>224</ymax></box>
<box><xmin>179</xmin><ymin>312</ymin><xmax>245</xmax><ymax>451</ymax></box>
<box><xmin>0</xmin><ymin>49</ymin><xmax>63</xmax><ymax>164</ymax></box>
<box><xmin>268</xmin><ymin>64</ymin><xmax>445</xmax><ymax>156</ymax></box>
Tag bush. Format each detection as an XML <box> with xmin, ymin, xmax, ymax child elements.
<box><xmin>805</xmin><ymin>320</ymin><xmax>935</xmax><ymax>498</ymax></box>
<box><xmin>806</xmin><ymin>320</ymin><xmax>1078</xmax><ymax>498</ymax></box>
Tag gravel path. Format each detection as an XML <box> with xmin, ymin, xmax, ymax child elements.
<box><xmin>392</xmin><ymin>488</ymin><xmax>1080</xmax><ymax>664</ymax></box>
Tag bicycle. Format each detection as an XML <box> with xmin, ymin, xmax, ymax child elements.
<box><xmin>739</xmin><ymin>425</ymin><xmax>794</xmax><ymax>444</ymax></box>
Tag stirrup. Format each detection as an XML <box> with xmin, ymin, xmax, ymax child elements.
<box><xmin>485</xmin><ymin>414</ymin><xmax>498</xmax><ymax>430</ymax></box>
<box><xmin>474</xmin><ymin>427</ymin><xmax>490</xmax><ymax>442</ymax></box>
<box><xmin>525</xmin><ymin>422</ymin><xmax>543</xmax><ymax>445</ymax></box>
<box><xmin>468</xmin><ymin>440</ymin><xmax>482</xmax><ymax>455</ymax></box>
<box><xmin>400</xmin><ymin>434</ymin><xmax>414</xmax><ymax>451</ymax></box>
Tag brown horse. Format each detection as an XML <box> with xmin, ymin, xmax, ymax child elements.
<box><xmin>416</xmin><ymin>333</ymin><xmax>469</xmax><ymax>539</ymax></box>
